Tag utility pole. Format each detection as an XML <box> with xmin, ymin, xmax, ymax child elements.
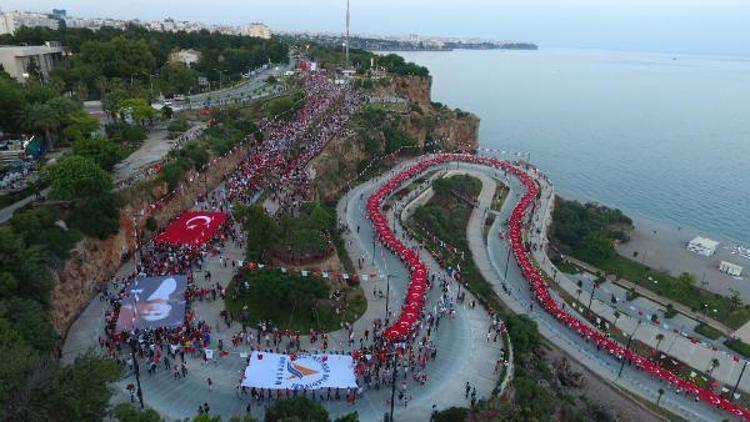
<box><xmin>345</xmin><ymin>0</ymin><xmax>350</xmax><ymax>67</ymax></box>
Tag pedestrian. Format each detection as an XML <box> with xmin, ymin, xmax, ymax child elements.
<box><xmin>465</xmin><ymin>381</ymin><xmax>471</xmax><ymax>398</ymax></box>
<box><xmin>208</xmin><ymin>377</ymin><xmax>213</xmax><ymax>391</ymax></box>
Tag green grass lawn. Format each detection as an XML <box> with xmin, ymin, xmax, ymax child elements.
<box><xmin>725</xmin><ymin>339</ymin><xmax>750</xmax><ymax>358</ymax></box>
<box><xmin>550</xmin><ymin>196</ymin><xmax>750</xmax><ymax>329</ymax></box>
<box><xmin>694</xmin><ymin>323</ymin><xmax>723</xmax><ymax>340</ymax></box>
<box><xmin>225</xmin><ymin>269</ymin><xmax>366</xmax><ymax>333</ymax></box>
<box><xmin>408</xmin><ymin>175</ymin><xmax>505</xmax><ymax>313</ymax></box>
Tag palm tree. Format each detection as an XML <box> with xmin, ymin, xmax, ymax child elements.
<box><xmin>655</xmin><ymin>333</ymin><xmax>665</xmax><ymax>350</ymax></box>
<box><xmin>613</xmin><ymin>310</ymin><xmax>621</xmax><ymax>330</ymax></box>
<box><xmin>95</xmin><ymin>75</ymin><xmax>108</xmax><ymax>98</ymax></box>
<box><xmin>708</xmin><ymin>358</ymin><xmax>720</xmax><ymax>375</ymax></box>
<box><xmin>20</xmin><ymin>103</ymin><xmax>59</xmax><ymax>150</ymax></box>
<box><xmin>657</xmin><ymin>388</ymin><xmax>665</xmax><ymax>406</ymax></box>
<box><xmin>729</xmin><ymin>288</ymin><xmax>743</xmax><ymax>312</ymax></box>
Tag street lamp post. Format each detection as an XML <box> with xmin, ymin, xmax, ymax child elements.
<box><xmin>385</xmin><ymin>274</ymin><xmax>396</xmax><ymax>323</ymax></box>
<box><xmin>731</xmin><ymin>361</ymin><xmax>748</xmax><ymax>402</ymax></box>
<box><xmin>129</xmin><ymin>337</ymin><xmax>145</xmax><ymax>408</ymax></box>
<box><xmin>618</xmin><ymin>320</ymin><xmax>642</xmax><ymax>378</ymax></box>
<box><xmin>587</xmin><ymin>283</ymin><xmax>597</xmax><ymax>314</ymax></box>
<box><xmin>503</xmin><ymin>244</ymin><xmax>512</xmax><ymax>280</ymax></box>
<box><xmin>389</xmin><ymin>351</ymin><xmax>398</xmax><ymax>421</ymax></box>
<box><xmin>130</xmin><ymin>214</ymin><xmax>143</xmax><ymax>270</ymax></box>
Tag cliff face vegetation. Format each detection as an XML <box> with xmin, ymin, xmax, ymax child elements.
<box><xmin>311</xmin><ymin>75</ymin><xmax>479</xmax><ymax>203</ymax></box>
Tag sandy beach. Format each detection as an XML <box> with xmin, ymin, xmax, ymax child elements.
<box><xmin>615</xmin><ymin>212</ymin><xmax>750</xmax><ymax>301</ymax></box>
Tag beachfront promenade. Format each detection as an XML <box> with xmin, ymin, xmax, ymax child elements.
<box><xmin>386</xmin><ymin>158</ymin><xmax>728</xmax><ymax>420</ymax></box>
<box><xmin>400</xmin><ymin>159</ymin><xmax>731</xmax><ymax>420</ymax></box>
<box><xmin>524</xmin><ymin>172</ymin><xmax>750</xmax><ymax>396</ymax></box>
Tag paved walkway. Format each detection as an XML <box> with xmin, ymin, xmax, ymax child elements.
<box><xmin>564</xmin><ymin>255</ymin><xmax>733</xmax><ymax>335</ymax></box>
<box><xmin>62</xmin><ymin>159</ymin><xmax>504</xmax><ymax>421</ymax></box>
<box><xmin>524</xmin><ymin>173</ymin><xmax>750</xmax><ymax>397</ymax></box>
<box><xmin>440</xmin><ymin>162</ymin><xmax>729</xmax><ymax>421</ymax></box>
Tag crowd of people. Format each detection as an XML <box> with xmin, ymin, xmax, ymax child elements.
<box><xmin>93</xmin><ymin>70</ymin><xmax>517</xmax><ymax>419</ymax></box>
<box><xmin>224</xmin><ymin>72</ymin><xmax>361</xmax><ymax>213</ymax></box>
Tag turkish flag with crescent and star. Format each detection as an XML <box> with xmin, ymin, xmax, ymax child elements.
<box><xmin>155</xmin><ymin>211</ymin><xmax>228</xmax><ymax>245</ymax></box>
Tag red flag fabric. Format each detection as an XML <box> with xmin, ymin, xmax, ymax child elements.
<box><xmin>155</xmin><ymin>211</ymin><xmax>228</xmax><ymax>245</ymax></box>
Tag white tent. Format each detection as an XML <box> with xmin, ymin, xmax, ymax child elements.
<box><xmin>719</xmin><ymin>261</ymin><xmax>743</xmax><ymax>277</ymax></box>
<box><xmin>687</xmin><ymin>236</ymin><xmax>719</xmax><ymax>256</ymax></box>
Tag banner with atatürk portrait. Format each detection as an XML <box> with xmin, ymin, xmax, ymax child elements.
<box><xmin>116</xmin><ymin>275</ymin><xmax>187</xmax><ymax>333</ymax></box>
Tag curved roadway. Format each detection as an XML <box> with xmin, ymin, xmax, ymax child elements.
<box><xmin>401</xmin><ymin>157</ymin><xmax>734</xmax><ymax>421</ymax></box>
<box><xmin>62</xmin><ymin>159</ymin><xmax>503</xmax><ymax>421</ymax></box>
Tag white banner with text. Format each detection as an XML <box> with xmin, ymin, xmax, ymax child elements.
<box><xmin>241</xmin><ymin>351</ymin><xmax>357</xmax><ymax>390</ymax></box>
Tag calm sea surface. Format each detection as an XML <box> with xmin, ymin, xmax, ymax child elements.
<box><xmin>394</xmin><ymin>48</ymin><xmax>750</xmax><ymax>244</ymax></box>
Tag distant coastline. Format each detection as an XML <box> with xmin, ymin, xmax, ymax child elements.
<box><xmin>287</xmin><ymin>33</ymin><xmax>538</xmax><ymax>53</ymax></box>
<box><xmin>367</xmin><ymin>43</ymin><xmax>539</xmax><ymax>52</ymax></box>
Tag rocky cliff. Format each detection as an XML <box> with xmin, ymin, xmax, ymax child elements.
<box><xmin>51</xmin><ymin>143</ymin><xmax>253</xmax><ymax>339</ymax></box>
<box><xmin>311</xmin><ymin>75</ymin><xmax>479</xmax><ymax>203</ymax></box>
<box><xmin>371</xmin><ymin>75</ymin><xmax>433</xmax><ymax>107</ymax></box>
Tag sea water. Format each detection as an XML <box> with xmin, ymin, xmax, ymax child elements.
<box><xmin>394</xmin><ymin>48</ymin><xmax>750</xmax><ymax>244</ymax></box>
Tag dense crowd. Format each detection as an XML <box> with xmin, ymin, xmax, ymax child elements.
<box><xmin>225</xmin><ymin>72</ymin><xmax>361</xmax><ymax>214</ymax></box>
<box><xmin>95</xmin><ymin>72</ymin><xmax>515</xmax><ymax>418</ymax></box>
<box><xmin>97</xmin><ymin>70</ymin><xmax>378</xmax><ymax>407</ymax></box>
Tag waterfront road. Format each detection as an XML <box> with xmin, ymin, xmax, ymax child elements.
<box><xmin>432</xmin><ymin>161</ymin><xmax>732</xmax><ymax>421</ymax></box>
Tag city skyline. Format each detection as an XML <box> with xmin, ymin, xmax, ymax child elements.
<box><xmin>1</xmin><ymin>0</ymin><xmax>749</xmax><ymax>56</ymax></box>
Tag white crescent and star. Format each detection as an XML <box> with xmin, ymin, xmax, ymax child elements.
<box><xmin>185</xmin><ymin>215</ymin><xmax>213</xmax><ymax>230</ymax></box>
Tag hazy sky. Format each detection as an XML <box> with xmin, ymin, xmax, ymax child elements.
<box><xmin>3</xmin><ymin>0</ymin><xmax>750</xmax><ymax>55</ymax></box>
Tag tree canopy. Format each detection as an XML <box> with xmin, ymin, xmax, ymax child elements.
<box><xmin>234</xmin><ymin>204</ymin><xmax>278</xmax><ymax>262</ymax></box>
<box><xmin>551</xmin><ymin>197</ymin><xmax>633</xmax><ymax>263</ymax></box>
<box><xmin>264</xmin><ymin>397</ymin><xmax>330</xmax><ymax>422</ymax></box>
<box><xmin>72</xmin><ymin>135</ymin><xmax>127</xmax><ymax>172</ymax></box>
<box><xmin>378</xmin><ymin>54</ymin><xmax>430</xmax><ymax>77</ymax></box>
<box><xmin>48</xmin><ymin>155</ymin><xmax>113</xmax><ymax>200</ymax></box>
<box><xmin>1</xmin><ymin>25</ymin><xmax>288</xmax><ymax>99</ymax></box>
<box><xmin>46</xmin><ymin>155</ymin><xmax>120</xmax><ymax>239</ymax></box>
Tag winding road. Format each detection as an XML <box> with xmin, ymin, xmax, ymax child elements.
<box><xmin>383</xmin><ymin>155</ymin><xmax>741</xmax><ymax>421</ymax></box>
<box><xmin>61</xmin><ymin>147</ymin><xmax>746</xmax><ymax>420</ymax></box>
<box><xmin>62</xmin><ymin>157</ymin><xmax>503</xmax><ymax>421</ymax></box>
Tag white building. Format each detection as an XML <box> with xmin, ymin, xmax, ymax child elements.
<box><xmin>0</xmin><ymin>11</ymin><xmax>60</xmax><ymax>35</ymax></box>
<box><xmin>169</xmin><ymin>49</ymin><xmax>202</xmax><ymax>67</ymax></box>
<box><xmin>241</xmin><ymin>23</ymin><xmax>272</xmax><ymax>39</ymax></box>
<box><xmin>687</xmin><ymin>236</ymin><xmax>720</xmax><ymax>257</ymax></box>
<box><xmin>719</xmin><ymin>261</ymin><xmax>743</xmax><ymax>277</ymax></box>
<box><xmin>0</xmin><ymin>43</ymin><xmax>65</xmax><ymax>83</ymax></box>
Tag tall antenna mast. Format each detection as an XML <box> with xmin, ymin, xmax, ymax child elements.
<box><xmin>345</xmin><ymin>0</ymin><xmax>350</xmax><ymax>67</ymax></box>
